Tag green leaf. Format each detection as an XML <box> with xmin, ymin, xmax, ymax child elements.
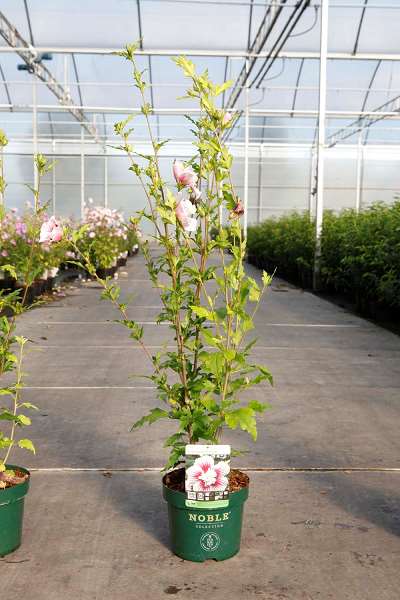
<box><xmin>225</xmin><ymin>407</ymin><xmax>257</xmax><ymax>441</ymax></box>
<box><xmin>262</xmin><ymin>271</ymin><xmax>273</xmax><ymax>287</ymax></box>
<box><xmin>190</xmin><ymin>305</ymin><xmax>212</xmax><ymax>320</ymax></box>
<box><xmin>0</xmin><ymin>437</ymin><xmax>12</xmax><ymax>449</ymax></box>
<box><xmin>164</xmin><ymin>444</ymin><xmax>185</xmax><ymax>471</ymax></box>
<box><xmin>17</xmin><ymin>414</ymin><xmax>31</xmax><ymax>426</ymax></box>
<box><xmin>248</xmin><ymin>400</ymin><xmax>270</xmax><ymax>413</ymax></box>
<box><xmin>163</xmin><ymin>432</ymin><xmax>185</xmax><ymax>448</ymax></box>
<box><xmin>215</xmin><ymin>307</ymin><xmax>227</xmax><ymax>321</ymax></box>
<box><xmin>18</xmin><ymin>439</ymin><xmax>36</xmax><ymax>454</ymax></box>
<box><xmin>0</xmin><ymin>410</ymin><xmax>17</xmax><ymax>422</ymax></box>
<box><xmin>215</xmin><ymin>81</ymin><xmax>232</xmax><ymax>96</ymax></box>
<box><xmin>131</xmin><ymin>408</ymin><xmax>169</xmax><ymax>430</ymax></box>
<box><xmin>201</xmin><ymin>328</ymin><xmax>222</xmax><ymax>349</ymax></box>
<box><xmin>18</xmin><ymin>402</ymin><xmax>39</xmax><ymax>411</ymax></box>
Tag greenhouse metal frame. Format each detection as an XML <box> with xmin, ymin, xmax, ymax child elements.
<box><xmin>0</xmin><ymin>0</ymin><xmax>399</xmax><ymax>262</ymax></box>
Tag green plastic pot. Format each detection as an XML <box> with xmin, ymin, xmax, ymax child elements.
<box><xmin>0</xmin><ymin>465</ymin><xmax>30</xmax><ymax>557</ymax></box>
<box><xmin>162</xmin><ymin>474</ymin><xmax>249</xmax><ymax>562</ymax></box>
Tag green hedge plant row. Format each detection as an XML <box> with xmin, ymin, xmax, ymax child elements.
<box><xmin>247</xmin><ymin>202</ymin><xmax>400</xmax><ymax>316</ymax></box>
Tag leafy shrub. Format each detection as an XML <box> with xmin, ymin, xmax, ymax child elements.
<box><xmin>247</xmin><ymin>203</ymin><xmax>400</xmax><ymax>316</ymax></box>
<box><xmin>321</xmin><ymin>203</ymin><xmax>400</xmax><ymax>311</ymax></box>
<box><xmin>247</xmin><ymin>212</ymin><xmax>315</xmax><ymax>288</ymax></box>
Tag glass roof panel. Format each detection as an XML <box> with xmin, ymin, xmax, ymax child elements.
<box><xmin>140</xmin><ymin>0</ymin><xmax>249</xmax><ymax>50</ymax></box>
<box><xmin>356</xmin><ymin>5</ymin><xmax>400</xmax><ymax>54</ymax></box>
<box><xmin>363</xmin><ymin>119</ymin><xmax>400</xmax><ymax>145</ymax></box>
<box><xmin>326</xmin><ymin>59</ymin><xmax>376</xmax><ymax>112</ymax></box>
<box><xmin>0</xmin><ymin>0</ymin><xmax>31</xmax><ymax>46</ymax></box>
<box><xmin>72</xmin><ymin>54</ymin><xmax>148</xmax><ymax>108</ymax></box>
<box><xmin>0</xmin><ymin>1</ymin><xmax>399</xmax><ymax>149</ymax></box>
<box><xmin>26</xmin><ymin>0</ymin><xmax>140</xmax><ymax>47</ymax></box>
<box><xmin>248</xmin><ymin>58</ymin><xmax>303</xmax><ymax>111</ymax></box>
<box><xmin>363</xmin><ymin>61</ymin><xmax>400</xmax><ymax>112</ymax></box>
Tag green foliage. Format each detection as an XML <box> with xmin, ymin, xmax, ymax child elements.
<box><xmin>0</xmin><ymin>334</ymin><xmax>36</xmax><ymax>478</ymax></box>
<box><xmin>0</xmin><ymin>138</ymin><xmax>52</xmax><ymax>477</ymax></box>
<box><xmin>247</xmin><ymin>212</ymin><xmax>315</xmax><ymax>288</ymax></box>
<box><xmin>79</xmin><ymin>48</ymin><xmax>274</xmax><ymax>469</ymax></box>
<box><xmin>321</xmin><ymin>203</ymin><xmax>400</xmax><ymax>312</ymax></box>
<box><xmin>247</xmin><ymin>202</ymin><xmax>400</xmax><ymax>315</ymax></box>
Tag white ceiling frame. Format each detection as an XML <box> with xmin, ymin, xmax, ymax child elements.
<box><xmin>0</xmin><ymin>12</ymin><xmax>100</xmax><ymax>143</ymax></box>
<box><xmin>0</xmin><ymin>46</ymin><xmax>400</xmax><ymax>61</ymax></box>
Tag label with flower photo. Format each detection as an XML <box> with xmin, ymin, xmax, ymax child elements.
<box><xmin>185</xmin><ymin>444</ymin><xmax>231</xmax><ymax>508</ymax></box>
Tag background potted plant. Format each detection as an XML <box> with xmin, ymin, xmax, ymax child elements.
<box><xmin>0</xmin><ymin>147</ymin><xmax>62</xmax><ymax>556</ymax></box>
<box><xmin>74</xmin><ymin>46</ymin><xmax>273</xmax><ymax>562</ymax></box>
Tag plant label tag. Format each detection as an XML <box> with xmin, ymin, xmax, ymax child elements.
<box><xmin>185</xmin><ymin>444</ymin><xmax>231</xmax><ymax>508</ymax></box>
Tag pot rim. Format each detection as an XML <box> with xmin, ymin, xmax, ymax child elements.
<box><xmin>0</xmin><ymin>465</ymin><xmax>30</xmax><ymax>506</ymax></box>
<box><xmin>162</xmin><ymin>470</ymin><xmax>249</xmax><ymax>509</ymax></box>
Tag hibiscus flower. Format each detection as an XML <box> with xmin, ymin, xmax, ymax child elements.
<box><xmin>173</xmin><ymin>160</ymin><xmax>198</xmax><ymax>189</ymax></box>
<box><xmin>39</xmin><ymin>216</ymin><xmax>63</xmax><ymax>243</ymax></box>
<box><xmin>175</xmin><ymin>193</ymin><xmax>197</xmax><ymax>233</ymax></box>
<box><xmin>186</xmin><ymin>455</ymin><xmax>230</xmax><ymax>492</ymax></box>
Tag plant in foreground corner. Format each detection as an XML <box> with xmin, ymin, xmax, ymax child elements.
<box><xmin>74</xmin><ymin>45</ymin><xmax>273</xmax><ymax>470</ymax></box>
<box><xmin>0</xmin><ymin>146</ymin><xmax>63</xmax><ymax>487</ymax></box>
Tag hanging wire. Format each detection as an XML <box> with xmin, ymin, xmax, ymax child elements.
<box><xmin>289</xmin><ymin>5</ymin><xmax>319</xmax><ymax>38</ymax></box>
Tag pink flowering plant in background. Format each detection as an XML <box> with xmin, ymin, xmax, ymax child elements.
<box><xmin>73</xmin><ymin>203</ymin><xmax>130</xmax><ymax>271</ymax></box>
<box><xmin>0</xmin><ymin>146</ymin><xmax>63</xmax><ymax>485</ymax></box>
<box><xmin>74</xmin><ymin>45</ymin><xmax>273</xmax><ymax>470</ymax></box>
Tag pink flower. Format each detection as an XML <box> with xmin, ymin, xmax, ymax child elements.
<box><xmin>175</xmin><ymin>194</ymin><xmax>197</xmax><ymax>233</ymax></box>
<box><xmin>39</xmin><ymin>216</ymin><xmax>63</xmax><ymax>244</ymax></box>
<box><xmin>15</xmin><ymin>221</ymin><xmax>27</xmax><ymax>236</ymax></box>
<box><xmin>222</xmin><ymin>112</ymin><xmax>233</xmax><ymax>126</ymax></box>
<box><xmin>231</xmin><ymin>200</ymin><xmax>244</xmax><ymax>217</ymax></box>
<box><xmin>173</xmin><ymin>160</ymin><xmax>198</xmax><ymax>188</ymax></box>
<box><xmin>1</xmin><ymin>250</ymin><xmax>8</xmax><ymax>257</ymax></box>
<box><xmin>186</xmin><ymin>455</ymin><xmax>230</xmax><ymax>492</ymax></box>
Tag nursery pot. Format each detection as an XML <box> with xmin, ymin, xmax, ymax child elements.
<box><xmin>162</xmin><ymin>473</ymin><xmax>248</xmax><ymax>562</ymax></box>
<box><xmin>0</xmin><ymin>465</ymin><xmax>30</xmax><ymax>557</ymax></box>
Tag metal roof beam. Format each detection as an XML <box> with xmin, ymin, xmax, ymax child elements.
<box><xmin>328</xmin><ymin>92</ymin><xmax>400</xmax><ymax>146</ymax></box>
<box><xmin>0</xmin><ymin>62</ymin><xmax>12</xmax><ymax>110</ymax></box>
<box><xmin>291</xmin><ymin>58</ymin><xmax>304</xmax><ymax>116</ymax></box>
<box><xmin>251</xmin><ymin>0</ymin><xmax>311</xmax><ymax>89</ymax></box>
<box><xmin>353</xmin><ymin>0</ymin><xmax>368</xmax><ymax>55</ymax></box>
<box><xmin>4</xmin><ymin>103</ymin><xmax>400</xmax><ymax>119</ymax></box>
<box><xmin>225</xmin><ymin>0</ymin><xmax>288</xmax><ymax>109</ymax></box>
<box><xmin>0</xmin><ymin>47</ymin><xmax>400</xmax><ymax>61</ymax></box>
<box><xmin>0</xmin><ymin>11</ymin><xmax>99</xmax><ymax>142</ymax></box>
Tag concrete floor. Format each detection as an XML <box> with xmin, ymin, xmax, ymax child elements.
<box><xmin>2</xmin><ymin>254</ymin><xmax>400</xmax><ymax>599</ymax></box>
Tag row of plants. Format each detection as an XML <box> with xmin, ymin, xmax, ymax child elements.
<box><xmin>0</xmin><ymin>201</ymin><xmax>139</xmax><ymax>301</ymax></box>
<box><xmin>247</xmin><ymin>203</ymin><xmax>400</xmax><ymax>317</ymax></box>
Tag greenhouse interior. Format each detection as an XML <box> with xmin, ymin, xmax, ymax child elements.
<box><xmin>0</xmin><ymin>1</ymin><xmax>399</xmax><ymax>599</ymax></box>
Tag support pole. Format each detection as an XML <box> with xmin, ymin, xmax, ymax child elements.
<box><xmin>104</xmin><ymin>149</ymin><xmax>108</xmax><ymax>208</ymax></box>
<box><xmin>32</xmin><ymin>75</ymin><xmax>38</xmax><ymax>190</ymax></box>
<box><xmin>243</xmin><ymin>57</ymin><xmax>250</xmax><ymax>238</ymax></box>
<box><xmin>0</xmin><ymin>145</ymin><xmax>4</xmax><ymax>206</ymax></box>
<box><xmin>52</xmin><ymin>138</ymin><xmax>56</xmax><ymax>215</ymax></box>
<box><xmin>313</xmin><ymin>0</ymin><xmax>329</xmax><ymax>290</ymax></box>
<box><xmin>257</xmin><ymin>144</ymin><xmax>263</xmax><ymax>223</ymax></box>
<box><xmin>80</xmin><ymin>127</ymin><xmax>85</xmax><ymax>219</ymax></box>
<box><xmin>355</xmin><ymin>131</ymin><xmax>364</xmax><ymax>213</ymax></box>
<box><xmin>308</xmin><ymin>145</ymin><xmax>316</xmax><ymax>216</ymax></box>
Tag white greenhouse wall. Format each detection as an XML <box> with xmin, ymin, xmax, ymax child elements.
<box><xmin>2</xmin><ymin>143</ymin><xmax>399</xmax><ymax>231</ymax></box>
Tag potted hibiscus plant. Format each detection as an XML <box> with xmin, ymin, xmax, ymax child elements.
<box><xmin>73</xmin><ymin>46</ymin><xmax>273</xmax><ymax>562</ymax></box>
<box><xmin>0</xmin><ymin>148</ymin><xmax>63</xmax><ymax>556</ymax></box>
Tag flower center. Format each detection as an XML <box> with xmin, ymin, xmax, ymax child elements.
<box><xmin>199</xmin><ymin>469</ymin><xmax>217</xmax><ymax>486</ymax></box>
